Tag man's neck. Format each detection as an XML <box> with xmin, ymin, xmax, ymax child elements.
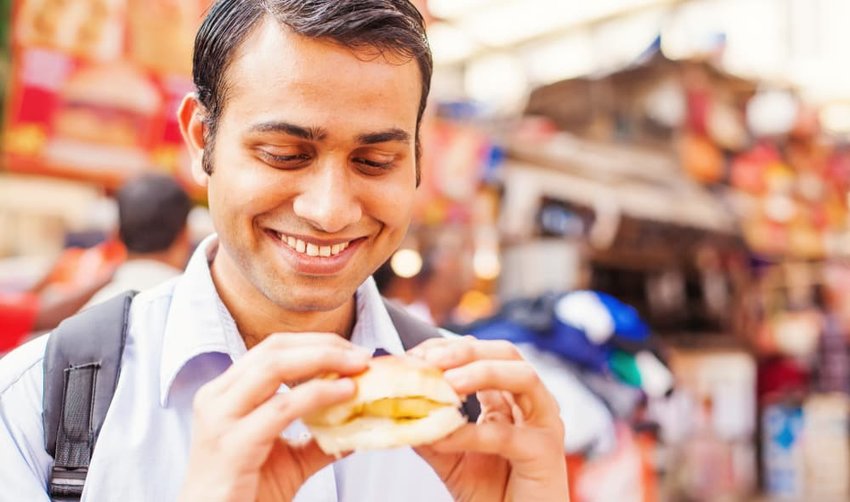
<box><xmin>209</xmin><ymin>254</ymin><xmax>357</xmax><ymax>349</ymax></box>
<box><xmin>236</xmin><ymin>298</ymin><xmax>356</xmax><ymax>349</ymax></box>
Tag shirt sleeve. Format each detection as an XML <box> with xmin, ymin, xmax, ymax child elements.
<box><xmin>0</xmin><ymin>335</ymin><xmax>52</xmax><ymax>501</ymax></box>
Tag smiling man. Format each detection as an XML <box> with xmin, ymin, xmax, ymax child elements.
<box><xmin>0</xmin><ymin>1</ymin><xmax>568</xmax><ymax>501</ymax></box>
<box><xmin>183</xmin><ymin>16</ymin><xmax>421</xmax><ymax>346</ymax></box>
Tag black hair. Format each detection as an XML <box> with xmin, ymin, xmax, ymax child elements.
<box><xmin>193</xmin><ymin>0</ymin><xmax>432</xmax><ymax>184</ymax></box>
<box><xmin>117</xmin><ymin>174</ymin><xmax>192</xmax><ymax>254</ymax></box>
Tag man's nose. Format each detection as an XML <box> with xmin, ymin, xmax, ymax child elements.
<box><xmin>292</xmin><ymin>163</ymin><xmax>363</xmax><ymax>233</ymax></box>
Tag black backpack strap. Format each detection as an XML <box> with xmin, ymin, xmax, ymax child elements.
<box><xmin>43</xmin><ymin>291</ymin><xmax>136</xmax><ymax>502</ymax></box>
<box><xmin>382</xmin><ymin>298</ymin><xmax>481</xmax><ymax>423</ymax></box>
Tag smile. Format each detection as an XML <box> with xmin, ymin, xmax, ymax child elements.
<box><xmin>269</xmin><ymin>231</ymin><xmax>353</xmax><ymax>258</ymax></box>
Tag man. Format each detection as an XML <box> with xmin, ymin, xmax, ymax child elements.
<box><xmin>0</xmin><ymin>1</ymin><xmax>568</xmax><ymax>501</ymax></box>
<box><xmin>83</xmin><ymin>173</ymin><xmax>192</xmax><ymax>308</ymax></box>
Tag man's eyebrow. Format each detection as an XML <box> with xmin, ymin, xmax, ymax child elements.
<box><xmin>356</xmin><ymin>128</ymin><xmax>411</xmax><ymax>145</ymax></box>
<box><xmin>248</xmin><ymin>121</ymin><xmax>327</xmax><ymax>141</ymax></box>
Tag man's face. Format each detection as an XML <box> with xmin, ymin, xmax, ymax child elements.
<box><xmin>191</xmin><ymin>20</ymin><xmax>420</xmax><ymax>313</ymax></box>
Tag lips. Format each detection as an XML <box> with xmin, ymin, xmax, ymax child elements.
<box><xmin>266</xmin><ymin>229</ymin><xmax>362</xmax><ymax>275</ymax></box>
<box><xmin>269</xmin><ymin>230</ymin><xmax>351</xmax><ymax>257</ymax></box>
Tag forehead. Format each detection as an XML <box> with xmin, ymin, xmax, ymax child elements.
<box><xmin>220</xmin><ymin>18</ymin><xmax>422</xmax><ymax>125</ymax></box>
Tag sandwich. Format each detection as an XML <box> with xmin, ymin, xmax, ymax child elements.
<box><xmin>303</xmin><ymin>355</ymin><xmax>466</xmax><ymax>455</ymax></box>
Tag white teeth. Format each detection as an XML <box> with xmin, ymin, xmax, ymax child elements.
<box><xmin>275</xmin><ymin>231</ymin><xmax>351</xmax><ymax>257</ymax></box>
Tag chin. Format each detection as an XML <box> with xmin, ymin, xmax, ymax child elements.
<box><xmin>266</xmin><ymin>287</ymin><xmax>353</xmax><ymax>314</ymax></box>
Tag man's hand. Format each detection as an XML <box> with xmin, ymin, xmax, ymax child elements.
<box><xmin>408</xmin><ymin>336</ymin><xmax>569</xmax><ymax>502</ymax></box>
<box><xmin>178</xmin><ymin>333</ymin><xmax>370</xmax><ymax>502</ymax></box>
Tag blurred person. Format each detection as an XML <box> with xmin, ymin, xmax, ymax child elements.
<box><xmin>375</xmin><ymin>246</ymin><xmax>471</xmax><ymax>328</ymax></box>
<box><xmin>0</xmin><ymin>2</ymin><xmax>568</xmax><ymax>502</ymax></box>
<box><xmin>0</xmin><ymin>262</ymin><xmax>114</xmax><ymax>353</ymax></box>
<box><xmin>373</xmin><ymin>258</ymin><xmax>418</xmax><ymax>302</ymax></box>
<box><xmin>411</xmin><ymin>246</ymin><xmax>471</xmax><ymax>327</ymax></box>
<box><xmin>83</xmin><ymin>173</ymin><xmax>192</xmax><ymax>308</ymax></box>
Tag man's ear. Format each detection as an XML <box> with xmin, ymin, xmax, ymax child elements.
<box><xmin>177</xmin><ymin>93</ymin><xmax>210</xmax><ymax>188</ymax></box>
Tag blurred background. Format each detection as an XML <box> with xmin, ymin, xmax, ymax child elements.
<box><xmin>3</xmin><ymin>0</ymin><xmax>850</xmax><ymax>500</ymax></box>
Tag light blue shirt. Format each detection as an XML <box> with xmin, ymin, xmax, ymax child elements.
<box><xmin>0</xmin><ymin>235</ymin><xmax>453</xmax><ymax>501</ymax></box>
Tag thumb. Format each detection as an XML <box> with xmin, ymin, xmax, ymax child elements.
<box><xmin>413</xmin><ymin>444</ymin><xmax>461</xmax><ymax>481</ymax></box>
<box><xmin>290</xmin><ymin>438</ymin><xmax>344</xmax><ymax>479</ymax></box>
<box><xmin>260</xmin><ymin>439</ymin><xmax>341</xmax><ymax>500</ymax></box>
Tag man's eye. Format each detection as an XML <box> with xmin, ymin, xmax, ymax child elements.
<box><xmin>354</xmin><ymin>157</ymin><xmax>393</xmax><ymax>170</ymax></box>
<box><xmin>259</xmin><ymin>151</ymin><xmax>311</xmax><ymax>167</ymax></box>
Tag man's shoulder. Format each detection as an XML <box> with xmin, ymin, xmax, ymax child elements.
<box><xmin>0</xmin><ymin>333</ymin><xmax>48</xmax><ymax>396</ymax></box>
<box><xmin>129</xmin><ymin>277</ymin><xmax>181</xmax><ymax>330</ymax></box>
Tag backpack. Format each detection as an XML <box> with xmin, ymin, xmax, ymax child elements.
<box><xmin>42</xmin><ymin>290</ymin><xmax>480</xmax><ymax>501</ymax></box>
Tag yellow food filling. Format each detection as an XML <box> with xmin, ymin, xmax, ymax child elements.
<box><xmin>361</xmin><ymin>397</ymin><xmax>444</xmax><ymax>420</ymax></box>
<box><xmin>306</xmin><ymin>398</ymin><xmax>447</xmax><ymax>426</ymax></box>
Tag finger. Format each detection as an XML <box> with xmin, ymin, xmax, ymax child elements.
<box><xmin>409</xmin><ymin>338</ymin><xmax>523</xmax><ymax>370</ymax></box>
<box><xmin>476</xmin><ymin>390</ymin><xmax>514</xmax><ymax>424</ymax></box>
<box><xmin>231</xmin><ymin>377</ymin><xmax>357</xmax><ymax>461</ymax></box>
<box><xmin>288</xmin><ymin>439</ymin><xmax>341</xmax><ymax>480</ymax></box>
<box><xmin>257</xmin><ymin>438</ymin><xmax>354</xmax><ymax>502</ymax></box>
<box><xmin>412</xmin><ymin>444</ymin><xmax>462</xmax><ymax>482</ymax></box>
<box><xmin>259</xmin><ymin>332</ymin><xmax>359</xmax><ymax>351</ymax></box>
<box><xmin>212</xmin><ymin>346</ymin><xmax>369</xmax><ymax>417</ymax></box>
<box><xmin>444</xmin><ymin>360</ymin><xmax>559</xmax><ymax>422</ymax></box>
<box><xmin>406</xmin><ymin>335</ymin><xmax>474</xmax><ymax>359</ymax></box>
<box><xmin>215</xmin><ymin>333</ymin><xmax>367</xmax><ymax>389</ymax></box>
<box><xmin>429</xmin><ymin>422</ymin><xmax>544</xmax><ymax>463</ymax></box>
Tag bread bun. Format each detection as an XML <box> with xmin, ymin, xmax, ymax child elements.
<box><xmin>304</xmin><ymin>356</ymin><xmax>466</xmax><ymax>455</ymax></box>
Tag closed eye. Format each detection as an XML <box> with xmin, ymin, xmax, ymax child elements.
<box><xmin>258</xmin><ymin>151</ymin><xmax>311</xmax><ymax>168</ymax></box>
<box><xmin>354</xmin><ymin>158</ymin><xmax>393</xmax><ymax>169</ymax></box>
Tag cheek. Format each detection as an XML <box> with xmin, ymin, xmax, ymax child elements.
<box><xmin>208</xmin><ymin>149</ymin><xmax>284</xmax><ymax>223</ymax></box>
<box><xmin>366</xmin><ymin>179</ymin><xmax>415</xmax><ymax>230</ymax></box>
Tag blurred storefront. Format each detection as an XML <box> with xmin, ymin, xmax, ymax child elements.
<box><xmin>5</xmin><ymin>0</ymin><xmax>850</xmax><ymax>501</ymax></box>
<box><xmin>402</xmin><ymin>1</ymin><xmax>850</xmax><ymax>500</ymax></box>
<box><xmin>0</xmin><ymin>0</ymin><xmax>212</xmax><ymax>280</ymax></box>
<box><xmin>2</xmin><ymin>0</ymin><xmax>210</xmax><ymax>193</ymax></box>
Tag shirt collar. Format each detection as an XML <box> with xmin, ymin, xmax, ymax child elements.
<box><xmin>351</xmin><ymin>275</ymin><xmax>405</xmax><ymax>356</ymax></box>
<box><xmin>160</xmin><ymin>235</ymin><xmax>246</xmax><ymax>406</ymax></box>
<box><xmin>159</xmin><ymin>235</ymin><xmax>405</xmax><ymax>406</ymax></box>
